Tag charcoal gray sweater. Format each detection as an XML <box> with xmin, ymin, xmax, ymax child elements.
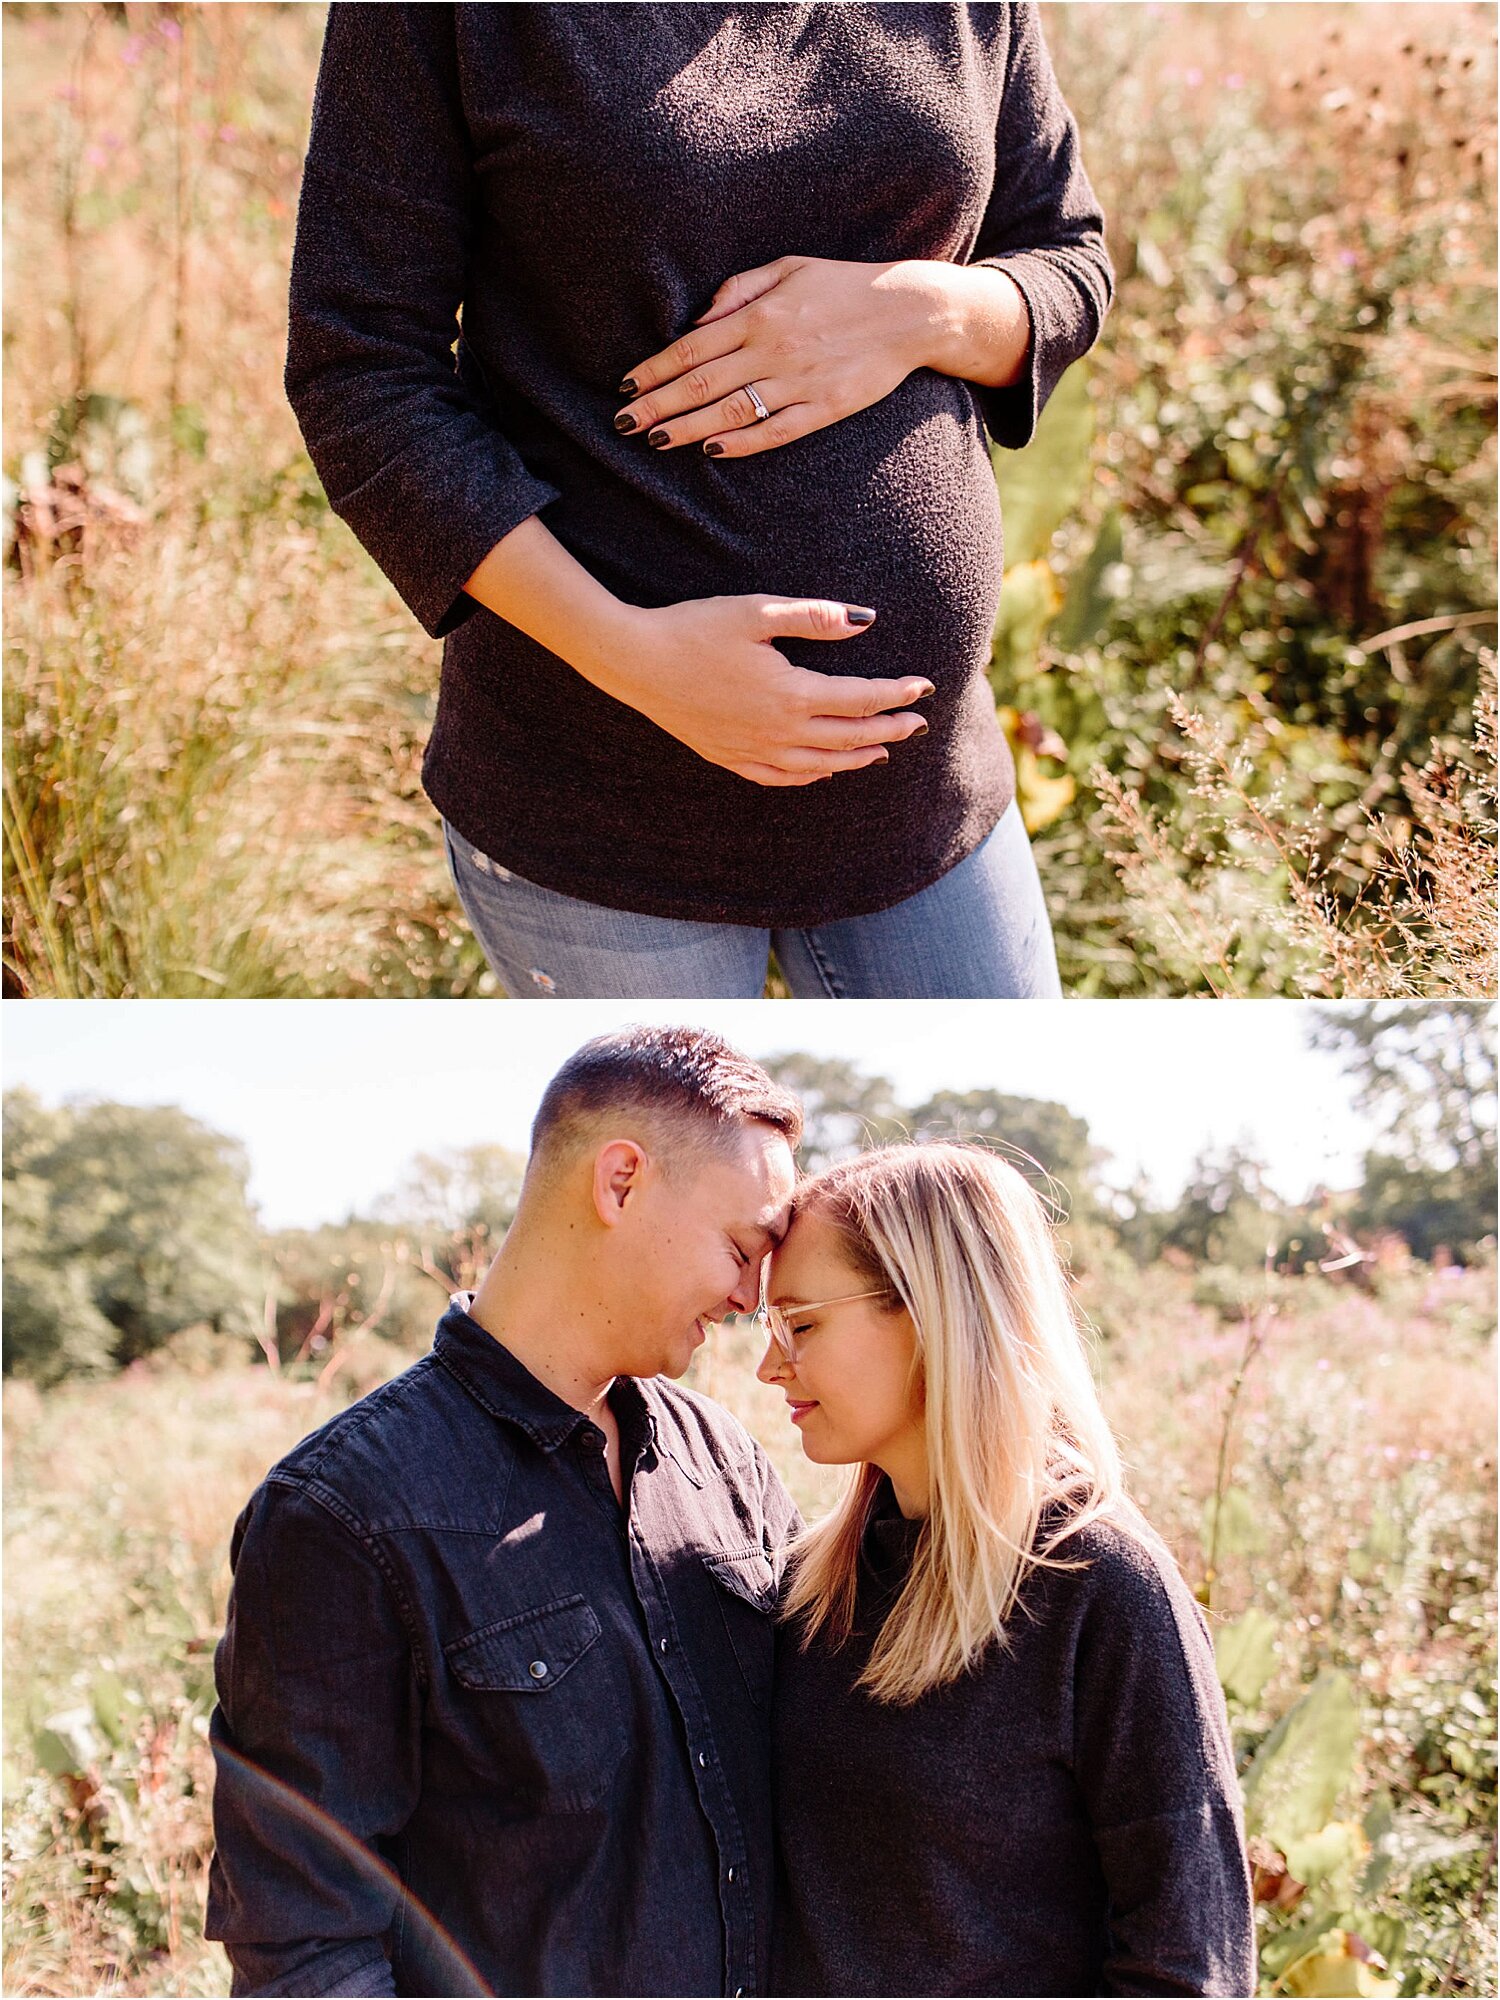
<box><xmin>772</xmin><ymin>1488</ymin><xmax>1257</xmax><ymax>1996</ymax></box>
<box><xmin>286</xmin><ymin>4</ymin><xmax>1112</xmax><ymax>925</ymax></box>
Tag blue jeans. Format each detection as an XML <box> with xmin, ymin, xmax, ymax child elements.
<box><xmin>442</xmin><ymin>800</ymin><xmax>1061</xmax><ymax>999</ymax></box>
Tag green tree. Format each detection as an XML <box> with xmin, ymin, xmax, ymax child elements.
<box><xmin>903</xmin><ymin>1088</ymin><xmax>1096</xmax><ymax>1218</ymax></box>
<box><xmin>1</xmin><ymin>1091</ymin><xmax>266</xmax><ymax>1384</ymax></box>
<box><xmin>1308</xmin><ymin>1003</ymin><xmax>1497</xmax><ymax>1259</ymax></box>
<box><xmin>376</xmin><ymin>1143</ymin><xmax>528</xmax><ymax>1236</ymax></box>
<box><xmin>756</xmin><ymin>1053</ymin><xmax>905</xmax><ymax>1172</ymax></box>
<box><xmin>2</xmin><ymin>1091</ymin><xmax>119</xmax><ymax>1381</ymax></box>
<box><xmin>1159</xmin><ymin>1142</ymin><xmax>1284</xmax><ymax>1270</ymax></box>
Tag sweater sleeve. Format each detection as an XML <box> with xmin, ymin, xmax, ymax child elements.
<box><xmin>285</xmin><ymin>3</ymin><xmax>562</xmax><ymax>640</ymax></box>
<box><xmin>1069</xmin><ymin>1529</ymin><xmax>1257</xmax><ymax>1997</ymax></box>
<box><xmin>965</xmin><ymin>2</ymin><xmax>1114</xmax><ymax>451</ymax></box>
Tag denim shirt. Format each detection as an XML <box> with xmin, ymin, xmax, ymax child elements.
<box><xmin>206</xmin><ymin>1299</ymin><xmax>800</xmax><ymax>1998</ymax></box>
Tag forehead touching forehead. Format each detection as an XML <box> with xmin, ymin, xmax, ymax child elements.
<box><xmin>770</xmin><ymin>1202</ymin><xmax>867</xmax><ymax>1300</ymax></box>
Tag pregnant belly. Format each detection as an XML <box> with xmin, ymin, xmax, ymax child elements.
<box><xmin>555</xmin><ymin>367</ymin><xmax>1006</xmax><ymax>694</ymax></box>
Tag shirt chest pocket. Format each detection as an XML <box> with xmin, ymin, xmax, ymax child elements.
<box><xmin>703</xmin><ymin>1549</ymin><xmax>778</xmax><ymax>1710</ymax></box>
<box><xmin>442</xmin><ymin>1594</ymin><xmax>627</xmax><ymax>1814</ymax></box>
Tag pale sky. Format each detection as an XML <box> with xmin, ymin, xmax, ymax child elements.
<box><xmin>2</xmin><ymin>1000</ymin><xmax>1384</xmax><ymax>1229</ymax></box>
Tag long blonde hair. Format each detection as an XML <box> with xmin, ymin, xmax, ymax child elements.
<box><xmin>779</xmin><ymin>1142</ymin><xmax>1132</xmax><ymax>1705</ymax></box>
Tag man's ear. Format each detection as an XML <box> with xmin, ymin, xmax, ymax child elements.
<box><xmin>592</xmin><ymin>1138</ymin><xmax>651</xmax><ymax>1227</ymax></box>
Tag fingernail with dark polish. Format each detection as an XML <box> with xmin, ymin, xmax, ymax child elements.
<box><xmin>613</xmin><ymin>412</ymin><xmax>637</xmax><ymax>434</ymax></box>
<box><xmin>909</xmin><ymin>718</ymin><xmax>929</xmax><ymax>736</ymax></box>
<box><xmin>845</xmin><ymin>605</ymin><xmax>877</xmax><ymax>626</ymax></box>
<box><xmin>704</xmin><ymin>441</ymin><xmax>725</xmax><ymax>457</ymax></box>
<box><xmin>917</xmin><ymin>681</ymin><xmax>936</xmax><ymax>697</ymax></box>
<box><xmin>648</xmin><ymin>428</ymin><xmax>670</xmax><ymax>449</ymax></box>
<box><xmin>617</xmin><ymin>377</ymin><xmax>638</xmax><ymax>397</ymax></box>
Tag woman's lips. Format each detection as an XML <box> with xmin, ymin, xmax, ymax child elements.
<box><xmin>788</xmin><ymin>1400</ymin><xmax>818</xmax><ymax>1424</ymax></box>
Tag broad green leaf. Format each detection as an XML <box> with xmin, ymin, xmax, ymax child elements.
<box><xmin>1203</xmin><ymin>1483</ymin><xmax>1267</xmax><ymax>1559</ymax></box>
<box><xmin>32</xmin><ymin>1728</ymin><xmax>85</xmax><ymax>1779</ymax></box>
<box><xmin>991</xmin><ymin>560</ymin><xmax>1063</xmax><ymax>686</ymax></box>
<box><xmin>1260</xmin><ymin>1911</ymin><xmax>1342</xmax><ymax>1983</ymax></box>
<box><xmin>1282</xmin><ymin>1930</ymin><xmax>1399</xmax><ymax>1997</ymax></box>
<box><xmin>992</xmin><ymin>361</ymin><xmax>1096</xmax><ymax>569</ymax></box>
<box><xmin>33</xmin><ymin>1707</ymin><xmax>99</xmax><ymax>1778</ymax></box>
<box><xmin>1243</xmin><ymin>1669</ymin><xmax>1360</xmax><ymax>1848</ymax></box>
<box><xmin>1215</xmin><ymin>1606</ymin><xmax>1278</xmax><ymax>1706</ymax></box>
<box><xmin>91</xmin><ymin>1669</ymin><xmax>130</xmax><ymax>1747</ymax></box>
<box><xmin>1284</xmin><ymin>1818</ymin><xmax>1368</xmax><ymax>1891</ymax></box>
<box><xmin>1052</xmin><ymin>506</ymin><xmax>1126</xmax><ymax>654</ymax></box>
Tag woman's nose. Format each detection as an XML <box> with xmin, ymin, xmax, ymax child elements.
<box><xmin>755</xmin><ymin>1335</ymin><xmax>787</xmax><ymax>1385</ymax></box>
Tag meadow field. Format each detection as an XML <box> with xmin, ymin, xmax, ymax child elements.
<box><xmin>3</xmin><ymin>1</ymin><xmax>1496</xmax><ymax>997</ymax></box>
<box><xmin>3</xmin><ymin>1257</ymin><xmax>1495</xmax><ymax>1997</ymax></box>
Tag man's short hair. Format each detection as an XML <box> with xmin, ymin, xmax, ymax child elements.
<box><xmin>530</xmin><ymin>1026</ymin><xmax>802</xmax><ymax>1173</ymax></box>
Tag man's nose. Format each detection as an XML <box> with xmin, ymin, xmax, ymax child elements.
<box><xmin>727</xmin><ymin>1264</ymin><xmax>762</xmax><ymax>1314</ymax></box>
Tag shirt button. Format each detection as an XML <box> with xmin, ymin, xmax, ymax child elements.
<box><xmin>697</xmin><ymin>1751</ymin><xmax>707</xmax><ymax>1768</ymax></box>
<box><xmin>726</xmin><ymin>1866</ymin><xmax>736</xmax><ymax>1883</ymax></box>
<box><xmin>528</xmin><ymin>1660</ymin><xmax>549</xmax><ymax>1681</ymax></box>
<box><xmin>659</xmin><ymin>1637</ymin><xmax>669</xmax><ymax>1653</ymax></box>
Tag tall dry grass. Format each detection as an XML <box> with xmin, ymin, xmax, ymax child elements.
<box><xmin>1094</xmin><ymin>662</ymin><xmax>1498</xmax><ymax>999</ymax></box>
<box><xmin>4</xmin><ymin>4</ymin><xmax>489</xmax><ymax>996</ymax></box>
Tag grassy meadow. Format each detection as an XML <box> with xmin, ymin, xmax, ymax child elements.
<box><xmin>3</xmin><ymin>2</ymin><xmax>1496</xmax><ymax>996</ymax></box>
<box><xmin>3</xmin><ymin>1259</ymin><xmax>1495</xmax><ymax>1996</ymax></box>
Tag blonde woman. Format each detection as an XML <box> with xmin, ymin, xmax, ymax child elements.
<box><xmin>755</xmin><ymin>1144</ymin><xmax>1255</xmax><ymax>1997</ymax></box>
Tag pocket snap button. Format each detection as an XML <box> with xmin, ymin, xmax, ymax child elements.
<box><xmin>529</xmin><ymin>1660</ymin><xmax>549</xmax><ymax>1680</ymax></box>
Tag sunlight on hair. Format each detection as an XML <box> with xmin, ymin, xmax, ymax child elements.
<box><xmin>782</xmin><ymin>1143</ymin><xmax>1140</xmax><ymax>1705</ymax></box>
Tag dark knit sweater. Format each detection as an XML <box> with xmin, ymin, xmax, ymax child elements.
<box><xmin>286</xmin><ymin>4</ymin><xmax>1112</xmax><ymax>926</ymax></box>
<box><xmin>772</xmin><ymin>1489</ymin><xmax>1257</xmax><ymax>1997</ymax></box>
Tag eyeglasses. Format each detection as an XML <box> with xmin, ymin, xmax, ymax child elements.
<box><xmin>754</xmin><ymin>1289</ymin><xmax>894</xmax><ymax>1361</ymax></box>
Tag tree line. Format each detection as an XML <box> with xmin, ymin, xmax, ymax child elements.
<box><xmin>4</xmin><ymin>1005</ymin><xmax>1492</xmax><ymax>1389</ymax></box>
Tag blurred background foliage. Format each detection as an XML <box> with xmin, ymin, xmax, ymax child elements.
<box><xmin>3</xmin><ymin>1004</ymin><xmax>1496</xmax><ymax>1994</ymax></box>
<box><xmin>2</xmin><ymin>2</ymin><xmax>1494</xmax><ymax>996</ymax></box>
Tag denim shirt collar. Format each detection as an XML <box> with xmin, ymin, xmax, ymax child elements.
<box><xmin>432</xmin><ymin>1293</ymin><xmax>655</xmax><ymax>1453</ymax></box>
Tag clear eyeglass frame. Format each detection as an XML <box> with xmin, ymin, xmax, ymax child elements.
<box><xmin>754</xmin><ymin>1288</ymin><xmax>895</xmax><ymax>1361</ymax></box>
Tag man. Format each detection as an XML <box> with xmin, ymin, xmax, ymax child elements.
<box><xmin>206</xmin><ymin>1027</ymin><xmax>802</xmax><ymax>1998</ymax></box>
